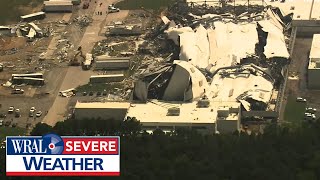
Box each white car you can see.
[15,109,20,117]
[8,106,14,114]
[305,112,316,118]
[108,5,120,13]
[36,111,42,117]
[296,97,307,102]
[0,120,3,126]
[11,89,24,94]
[306,107,317,113]
[29,107,36,117]
[305,112,312,117]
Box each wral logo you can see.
[7,133,65,155]
[43,134,64,155]
[6,134,120,176]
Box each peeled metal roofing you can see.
[258,20,289,59]
[165,26,193,45]
[179,25,210,69]
[207,21,258,69]
[176,60,209,100]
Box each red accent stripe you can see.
[6,172,120,176]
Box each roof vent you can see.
[197,94,210,108]
[167,107,180,116]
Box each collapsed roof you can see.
[165,7,289,69]
[163,60,209,101]
[133,6,289,111]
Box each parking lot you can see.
[0,67,68,129]
[283,37,320,124]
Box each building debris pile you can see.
[55,39,74,62]
[0,22,49,42]
[73,15,93,28]
[92,36,139,56]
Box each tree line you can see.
[1,118,320,180]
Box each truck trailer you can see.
[21,12,46,22]
[94,56,130,70]
[44,1,73,12]
[90,74,125,83]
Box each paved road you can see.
[280,38,313,121]
[43,0,129,126]
[43,67,94,126]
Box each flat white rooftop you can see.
[310,34,320,59]
[75,102,130,109]
[44,1,73,5]
[309,34,320,69]
[266,0,320,21]
[127,100,239,124]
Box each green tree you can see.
[30,123,53,136]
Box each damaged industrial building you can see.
[1,0,300,135]
[123,2,292,134]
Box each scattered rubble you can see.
[55,39,74,62]
[73,15,93,28]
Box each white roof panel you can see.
[310,34,320,59]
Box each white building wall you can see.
[216,119,239,134]
[74,108,128,120]
[141,122,216,135]
[308,68,320,89]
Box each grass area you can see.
[0,127,26,141]
[116,0,174,10]
[283,96,306,124]
[0,0,43,24]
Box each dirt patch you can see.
[0,37,26,51]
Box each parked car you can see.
[89,91,94,96]
[5,121,11,126]
[96,92,101,96]
[11,89,24,94]
[305,112,312,116]
[15,109,20,117]
[102,91,107,96]
[296,97,307,102]
[8,106,14,114]
[83,2,89,9]
[82,92,88,96]
[12,123,17,128]
[36,111,42,117]
[108,5,120,13]
[29,107,36,117]
[306,107,317,113]
[304,112,316,119]
[0,113,6,118]
[0,120,3,126]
